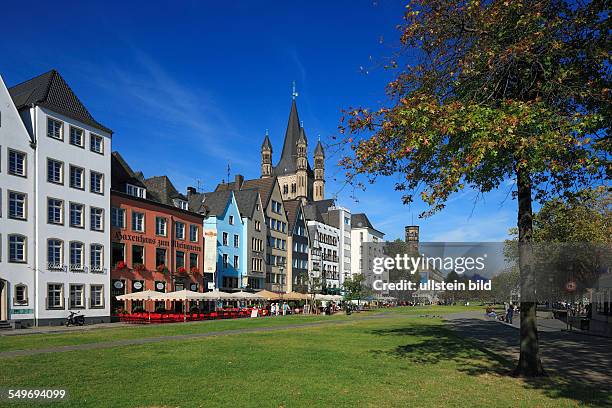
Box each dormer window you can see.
[126,184,146,198]
[174,199,188,210]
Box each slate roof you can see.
[351,213,385,236]
[8,69,112,134]
[283,199,302,234]
[189,190,232,217]
[216,176,279,208]
[261,134,272,150]
[315,140,325,156]
[143,176,187,206]
[303,203,324,223]
[234,189,260,219]
[111,151,147,191]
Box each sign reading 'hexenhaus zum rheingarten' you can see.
[113,231,201,252]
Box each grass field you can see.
[0,305,484,353]
[1,306,606,407]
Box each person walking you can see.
[507,304,514,325]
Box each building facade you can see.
[350,213,385,278]
[323,206,352,286]
[110,153,204,314]
[234,186,266,290]
[284,200,309,293]
[0,75,35,327]
[190,190,244,291]
[216,176,289,292]
[8,70,112,325]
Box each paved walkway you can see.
[445,311,612,392]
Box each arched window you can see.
[14,284,28,305]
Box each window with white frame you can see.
[155,217,167,236]
[90,244,103,271]
[132,211,144,232]
[174,199,188,210]
[70,242,84,270]
[90,134,104,154]
[234,255,239,269]
[90,285,104,308]
[47,283,64,309]
[47,118,63,140]
[229,215,234,225]
[47,198,63,225]
[189,225,198,242]
[47,159,63,184]
[222,253,228,268]
[47,239,63,268]
[69,203,84,228]
[69,165,84,189]
[69,284,85,308]
[126,184,146,198]
[8,149,26,177]
[234,234,239,248]
[69,126,84,147]
[8,191,26,220]
[14,284,28,305]
[90,207,104,231]
[111,207,125,228]
[222,232,228,246]
[90,171,103,194]
[9,235,26,263]
[175,222,185,240]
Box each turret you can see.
[313,139,325,201]
[261,130,272,178]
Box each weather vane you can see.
[292,80,298,100]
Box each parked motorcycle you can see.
[65,311,85,326]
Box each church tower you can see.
[296,126,308,201]
[262,82,322,203]
[313,139,325,201]
[261,130,272,178]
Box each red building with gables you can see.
[110,152,205,314]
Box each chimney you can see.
[234,174,244,190]
[187,186,196,196]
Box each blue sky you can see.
[0,1,518,241]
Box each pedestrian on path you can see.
[506,304,514,324]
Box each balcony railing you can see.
[47,262,67,272]
[90,266,107,274]
[69,264,86,272]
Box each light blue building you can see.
[189,190,245,291]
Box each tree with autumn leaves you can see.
[340,0,609,377]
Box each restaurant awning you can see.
[116,290,166,301]
[164,289,209,301]
[198,290,236,300]
[254,290,282,300]
[226,291,265,300]
[283,292,310,300]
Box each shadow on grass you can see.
[369,323,612,407]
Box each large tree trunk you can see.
[513,168,546,377]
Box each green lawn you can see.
[1,307,607,407]
[0,305,485,353]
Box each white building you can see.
[323,206,352,286]
[0,75,36,327]
[306,219,340,291]
[7,70,112,325]
[351,213,385,276]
